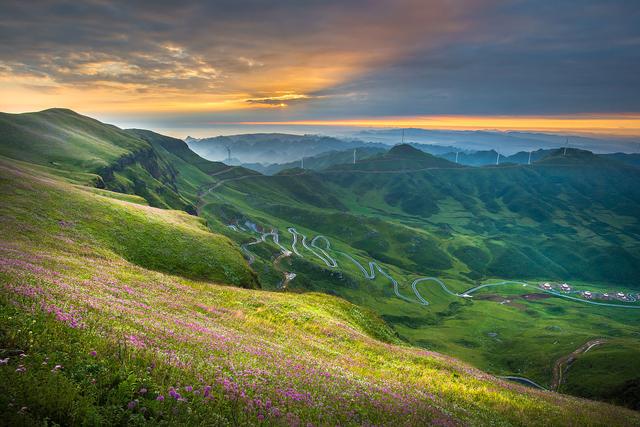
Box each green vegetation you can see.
[1,109,640,423]
[202,145,640,409]
[1,157,638,426]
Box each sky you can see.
[1,0,640,138]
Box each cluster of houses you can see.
[539,282,633,301]
[541,282,571,292]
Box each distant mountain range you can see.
[349,128,640,154]
[186,130,640,172]
[185,133,387,164]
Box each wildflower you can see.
[16,365,26,373]
[0,358,9,365]
[156,395,165,401]
[203,385,212,398]
[127,400,137,410]
[184,385,193,392]
[51,364,62,372]
[139,387,148,395]
[19,353,27,358]
[168,387,181,400]
[89,351,97,357]
[257,414,265,422]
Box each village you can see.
[539,282,639,303]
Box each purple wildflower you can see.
[127,400,137,410]
[168,387,181,400]
[203,385,212,398]
[51,364,62,372]
[184,385,193,392]
[15,365,26,373]
[139,387,148,395]
[89,350,97,357]
[156,395,165,401]
[0,358,9,365]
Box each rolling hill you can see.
[1,109,640,424]
[200,140,640,408]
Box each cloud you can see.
[0,0,638,120]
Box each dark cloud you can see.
[0,0,639,118]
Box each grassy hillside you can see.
[0,108,148,172]
[0,158,258,288]
[200,145,640,408]
[0,110,264,217]
[2,109,639,421]
[1,157,638,425]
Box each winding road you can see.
[236,225,640,309]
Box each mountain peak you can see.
[387,143,426,157]
[41,107,80,116]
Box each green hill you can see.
[1,118,638,426]
[204,142,640,408]
[2,109,640,423]
[326,143,461,172]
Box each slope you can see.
[1,154,638,426]
[201,144,640,407]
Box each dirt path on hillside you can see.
[273,251,295,289]
[551,339,607,391]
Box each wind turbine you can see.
[496,151,500,165]
[563,137,569,156]
[225,145,232,163]
[353,148,357,164]
[301,156,304,169]
[528,150,532,165]
[401,128,405,144]
[455,151,459,164]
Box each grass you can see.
[201,162,640,408]
[2,109,639,422]
[1,161,639,426]
[0,158,257,288]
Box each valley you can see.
[4,2,640,424]
[1,109,639,424]
[195,143,640,408]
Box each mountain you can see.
[204,139,640,408]
[438,148,553,166]
[352,128,640,154]
[0,109,205,212]
[326,143,461,172]
[242,146,387,175]
[0,109,260,288]
[2,109,640,423]
[601,152,640,168]
[186,133,386,164]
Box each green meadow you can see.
[1,109,639,424]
